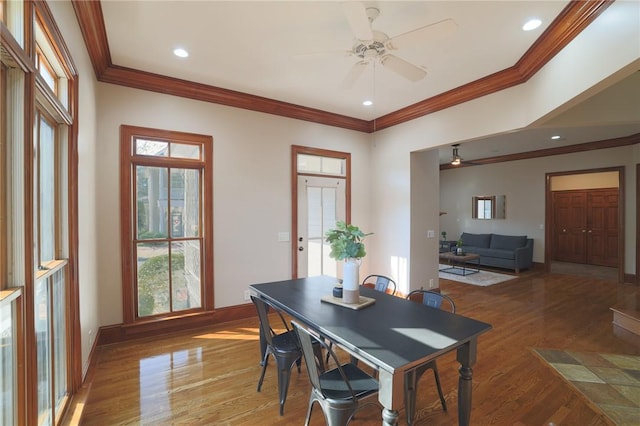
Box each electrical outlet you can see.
[244,290,251,301]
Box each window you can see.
[297,153,346,176]
[472,195,506,219]
[121,126,213,322]
[1,2,78,424]
[35,111,57,267]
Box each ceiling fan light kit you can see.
[451,144,462,165]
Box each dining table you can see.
[249,275,492,426]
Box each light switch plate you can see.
[278,232,290,242]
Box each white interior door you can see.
[297,176,346,278]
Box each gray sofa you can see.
[457,232,534,273]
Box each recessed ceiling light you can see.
[173,48,189,58]
[362,100,373,106]
[522,18,542,31]
[550,135,561,140]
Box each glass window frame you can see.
[120,125,214,324]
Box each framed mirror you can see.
[472,195,506,219]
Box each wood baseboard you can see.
[611,306,640,336]
[96,303,257,345]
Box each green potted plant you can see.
[456,238,463,255]
[325,221,372,303]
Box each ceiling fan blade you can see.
[387,19,457,50]
[341,2,373,41]
[341,61,368,89]
[381,55,426,82]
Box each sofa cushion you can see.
[474,247,515,260]
[460,232,491,248]
[490,234,527,250]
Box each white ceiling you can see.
[99,1,640,164]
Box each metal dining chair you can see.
[252,296,324,415]
[292,321,380,426]
[404,289,456,425]
[361,274,397,296]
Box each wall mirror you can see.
[472,195,506,219]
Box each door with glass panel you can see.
[297,176,346,278]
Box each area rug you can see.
[438,264,516,286]
[533,348,640,425]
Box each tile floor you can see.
[534,349,640,425]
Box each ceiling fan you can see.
[449,144,482,166]
[339,2,457,87]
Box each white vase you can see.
[342,259,360,304]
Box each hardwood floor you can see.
[73,269,640,425]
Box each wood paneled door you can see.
[552,188,618,267]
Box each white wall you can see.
[48,1,100,375]
[409,150,440,295]
[368,1,640,291]
[95,85,371,326]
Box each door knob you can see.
[298,246,304,251]
[582,229,586,233]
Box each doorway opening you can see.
[545,167,624,283]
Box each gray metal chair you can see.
[252,296,314,415]
[292,321,380,426]
[404,289,456,425]
[361,274,397,296]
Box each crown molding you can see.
[439,132,640,170]
[72,0,611,134]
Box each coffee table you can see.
[439,252,481,276]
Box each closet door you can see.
[552,188,619,267]
[587,189,618,267]
[553,191,587,263]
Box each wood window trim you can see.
[119,125,214,325]
[290,145,351,279]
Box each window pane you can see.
[169,169,184,238]
[170,169,200,238]
[0,301,16,426]
[52,269,67,411]
[137,242,169,317]
[321,157,344,175]
[184,170,200,238]
[136,166,168,240]
[297,154,321,173]
[135,139,168,157]
[37,50,56,93]
[39,116,55,263]
[171,241,201,311]
[170,143,201,160]
[35,279,52,426]
[307,187,321,239]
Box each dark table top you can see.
[250,275,492,374]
